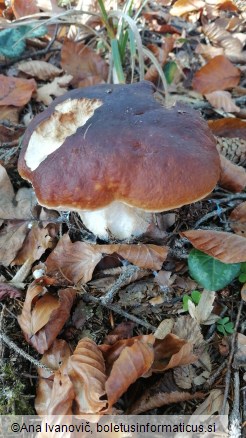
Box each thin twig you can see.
[0,331,52,372]
[229,371,241,438]
[100,264,140,305]
[82,293,157,331]
[204,361,227,390]
[221,300,244,415]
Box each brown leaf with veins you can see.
[192,55,240,94]
[11,0,39,18]
[208,118,246,139]
[18,60,63,81]
[182,229,246,263]
[46,234,103,284]
[66,338,107,414]
[46,234,168,284]
[152,334,197,372]
[0,75,36,106]
[36,339,72,415]
[106,337,155,407]
[12,224,54,266]
[128,371,205,414]
[0,283,22,300]
[229,202,246,237]
[205,90,240,112]
[170,0,205,17]
[100,243,168,270]
[61,38,108,88]
[219,155,246,192]
[18,284,76,353]
[36,74,73,105]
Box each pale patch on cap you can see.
[25,97,103,171]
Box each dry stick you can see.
[221,300,244,415]
[100,264,140,305]
[204,361,227,391]
[0,331,52,372]
[83,293,157,331]
[229,370,241,437]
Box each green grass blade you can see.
[111,38,125,83]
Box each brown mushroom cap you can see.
[18,81,220,212]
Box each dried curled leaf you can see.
[66,338,107,414]
[208,118,246,140]
[182,229,246,263]
[170,0,205,16]
[100,243,168,270]
[152,334,197,372]
[192,55,241,94]
[106,337,155,407]
[35,339,72,415]
[61,38,108,88]
[219,154,246,192]
[46,234,103,284]
[229,202,246,237]
[205,90,240,112]
[0,75,36,106]
[128,372,205,414]
[18,60,63,81]
[18,284,77,353]
[46,234,168,284]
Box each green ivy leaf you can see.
[188,249,241,291]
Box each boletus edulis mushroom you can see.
[18,81,221,240]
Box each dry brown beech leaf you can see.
[192,55,241,94]
[229,202,246,237]
[205,90,240,112]
[152,333,197,372]
[12,224,54,266]
[100,243,168,270]
[128,371,205,414]
[170,0,205,17]
[46,234,168,284]
[45,234,103,284]
[11,0,39,18]
[18,60,63,81]
[0,75,36,106]
[208,118,246,139]
[61,38,108,88]
[66,338,107,415]
[106,337,155,408]
[182,229,246,263]
[35,339,72,415]
[219,154,246,192]
[18,284,77,353]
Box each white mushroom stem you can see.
[79,201,153,240]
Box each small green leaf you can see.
[239,273,246,283]
[191,290,201,304]
[217,325,227,336]
[240,262,246,273]
[218,317,230,325]
[188,249,241,291]
[163,61,177,84]
[182,295,191,311]
[224,322,234,334]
